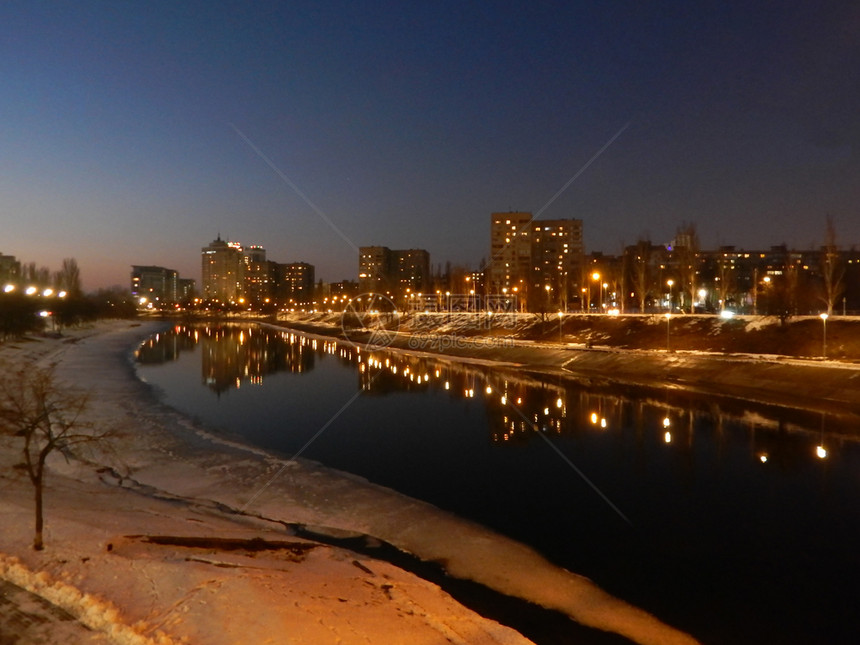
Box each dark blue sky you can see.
[2,1,859,290]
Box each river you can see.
[135,323,860,644]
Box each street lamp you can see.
[592,272,601,312]
[665,312,672,352]
[820,313,828,359]
[558,310,564,342]
[666,279,674,312]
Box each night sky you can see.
[3,1,859,291]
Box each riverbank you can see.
[270,311,860,422]
[0,321,698,645]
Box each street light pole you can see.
[665,312,672,352]
[592,272,601,312]
[820,313,828,359]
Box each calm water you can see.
[136,324,860,645]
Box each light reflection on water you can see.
[136,323,860,645]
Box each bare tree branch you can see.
[0,361,108,550]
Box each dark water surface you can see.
[136,324,860,645]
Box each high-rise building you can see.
[277,262,315,306]
[531,218,584,310]
[201,236,244,303]
[0,253,21,286]
[178,278,196,302]
[489,212,583,310]
[358,246,430,295]
[392,249,430,293]
[488,212,533,302]
[359,246,393,293]
[131,265,179,304]
[243,245,273,305]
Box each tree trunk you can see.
[33,475,44,550]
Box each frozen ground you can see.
[0,320,698,644]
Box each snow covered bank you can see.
[273,312,860,420]
[0,321,699,644]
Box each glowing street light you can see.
[666,279,674,312]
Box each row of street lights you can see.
[3,284,68,298]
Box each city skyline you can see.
[3,2,859,291]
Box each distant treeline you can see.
[0,288,137,340]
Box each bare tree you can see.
[0,362,106,550]
[674,223,700,313]
[631,239,651,313]
[716,254,735,312]
[820,216,845,315]
[22,263,52,287]
[784,257,800,316]
[619,249,628,314]
[54,258,83,297]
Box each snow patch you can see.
[0,554,179,645]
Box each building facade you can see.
[276,262,315,306]
[530,218,584,311]
[392,249,430,293]
[358,246,430,296]
[489,212,583,310]
[201,236,244,303]
[358,246,393,293]
[488,212,533,301]
[131,265,179,305]
[243,245,273,306]
[0,253,21,286]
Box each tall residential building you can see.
[531,218,584,310]
[358,246,430,295]
[392,249,430,293]
[201,236,244,303]
[178,278,196,302]
[0,253,21,285]
[488,211,534,300]
[243,245,272,305]
[131,265,179,304]
[359,246,393,292]
[276,262,315,306]
[489,212,583,310]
